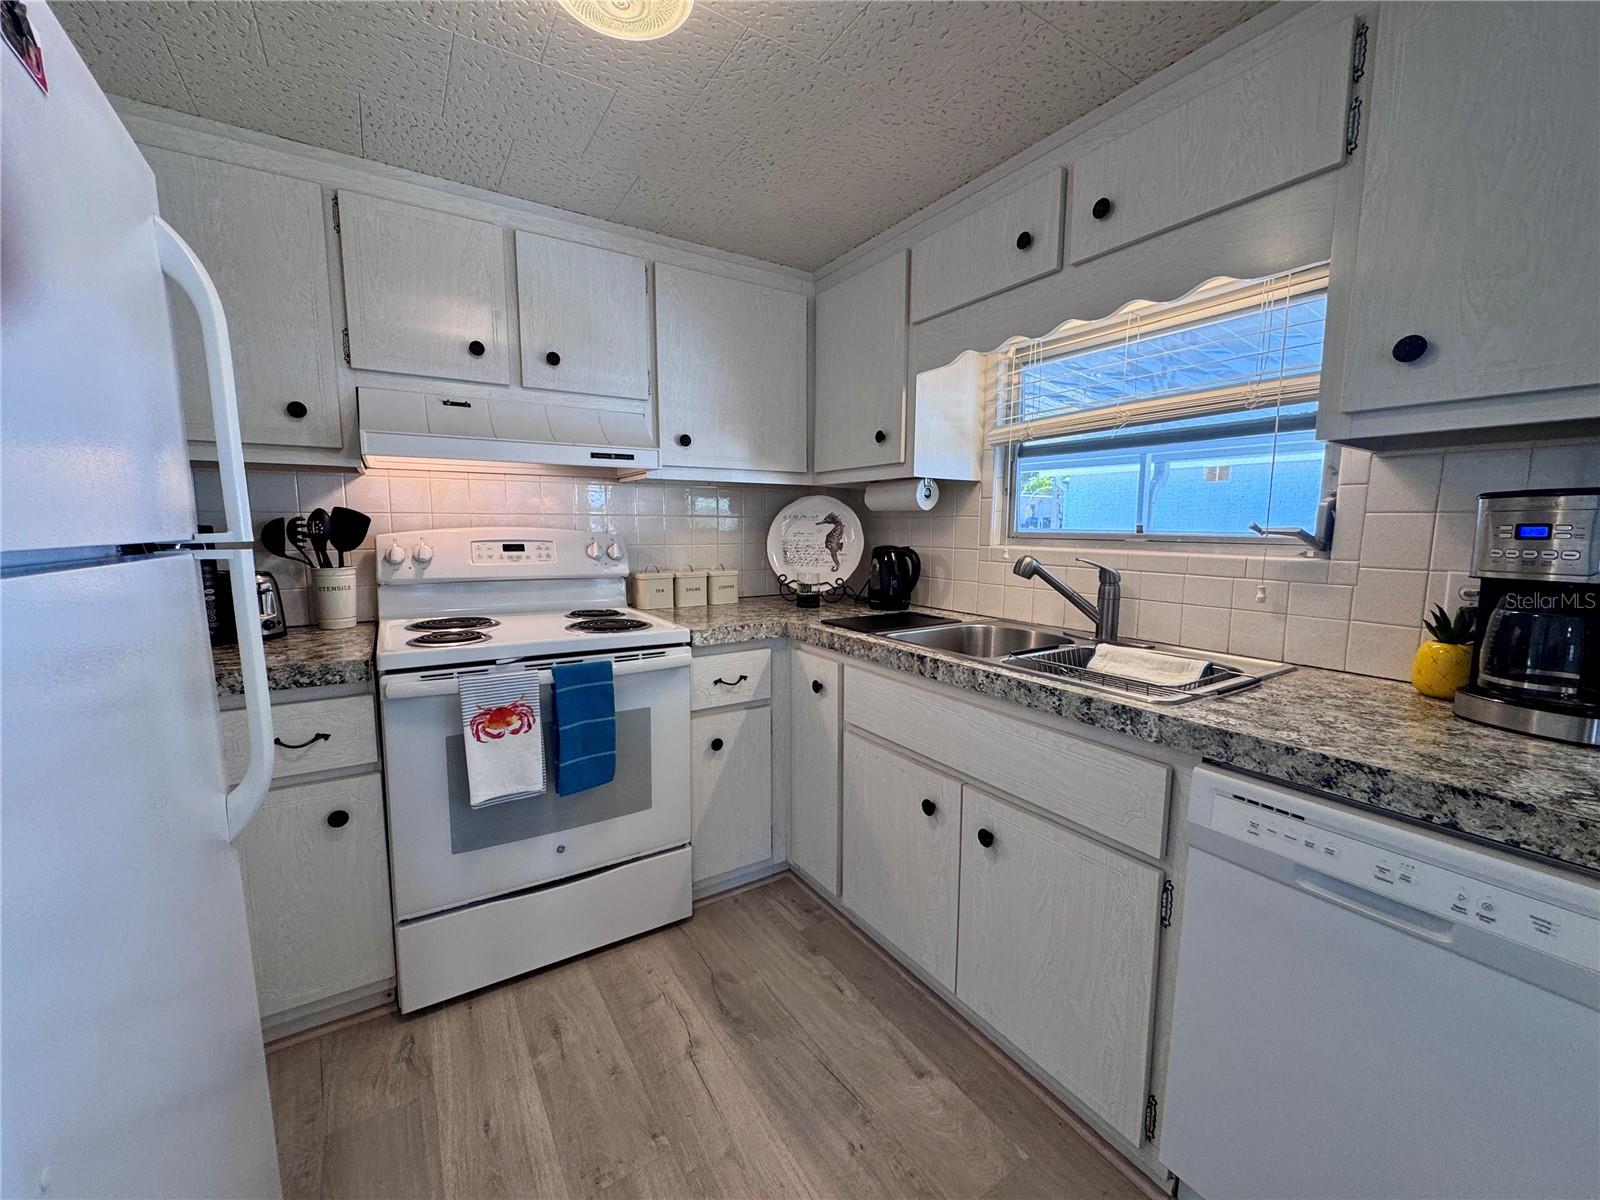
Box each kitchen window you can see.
[993,267,1333,542]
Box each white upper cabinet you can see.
[1320,3,1600,440]
[655,264,807,473]
[1067,18,1353,264]
[910,170,1065,323]
[515,231,650,402]
[814,252,909,474]
[336,191,509,385]
[147,148,341,450]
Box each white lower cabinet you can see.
[690,705,773,884]
[236,771,394,1022]
[789,649,841,894]
[841,732,960,990]
[955,786,1163,1144]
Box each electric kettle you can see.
[866,545,921,610]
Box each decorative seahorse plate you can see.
[766,495,864,587]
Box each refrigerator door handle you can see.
[198,547,275,838]
[153,217,251,546]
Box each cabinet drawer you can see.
[691,706,773,883]
[691,647,772,710]
[842,732,960,989]
[1067,18,1351,264]
[237,772,393,1019]
[843,666,1169,859]
[223,694,377,785]
[910,170,1064,322]
[957,786,1161,1143]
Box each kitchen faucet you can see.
[1012,555,1121,643]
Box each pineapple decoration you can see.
[1412,604,1476,699]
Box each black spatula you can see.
[327,506,372,568]
[261,516,314,569]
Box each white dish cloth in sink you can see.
[1086,643,1210,686]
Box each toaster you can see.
[256,571,287,640]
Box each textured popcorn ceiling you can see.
[56,0,1269,270]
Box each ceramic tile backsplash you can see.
[196,465,857,629]
[861,436,1599,683]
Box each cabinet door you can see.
[515,231,650,401]
[789,649,841,894]
[910,170,1064,323]
[956,787,1161,1144]
[1067,18,1352,264]
[146,148,342,449]
[841,732,959,989]
[237,773,393,1019]
[655,265,807,472]
[691,705,773,883]
[1335,3,1600,415]
[337,191,509,384]
[814,252,908,474]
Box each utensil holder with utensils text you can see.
[310,566,358,630]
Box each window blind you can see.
[987,265,1330,448]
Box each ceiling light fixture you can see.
[558,0,694,41]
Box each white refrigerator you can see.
[2,4,280,1196]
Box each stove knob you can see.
[412,542,433,566]
[585,540,602,561]
[384,543,408,566]
[605,541,624,561]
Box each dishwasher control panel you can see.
[1207,792,1599,971]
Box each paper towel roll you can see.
[863,478,940,512]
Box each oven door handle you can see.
[380,650,689,700]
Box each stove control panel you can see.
[472,539,555,566]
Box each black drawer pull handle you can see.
[977,827,995,848]
[326,809,350,829]
[285,401,308,420]
[811,679,824,694]
[545,350,561,366]
[1091,196,1113,220]
[275,732,331,750]
[712,674,749,687]
[921,797,937,816]
[1015,230,1033,250]
[468,339,486,357]
[1391,334,1429,363]
[710,737,724,752]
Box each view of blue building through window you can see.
[1009,287,1328,538]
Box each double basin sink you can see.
[875,618,1291,704]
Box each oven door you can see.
[380,647,690,921]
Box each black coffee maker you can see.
[866,545,921,610]
[1454,489,1599,746]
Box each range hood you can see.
[358,386,660,473]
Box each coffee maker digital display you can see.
[1454,489,1599,746]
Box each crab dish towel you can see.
[459,670,546,808]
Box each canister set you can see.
[630,565,738,609]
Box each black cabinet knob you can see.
[545,350,561,366]
[977,827,995,848]
[1015,230,1034,250]
[1091,196,1113,220]
[285,401,308,420]
[677,434,692,447]
[468,339,486,357]
[921,797,937,817]
[1391,334,1429,363]
[811,679,824,694]
[326,809,350,829]
[874,429,887,444]
[710,737,724,752]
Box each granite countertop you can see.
[213,623,376,696]
[675,597,1600,874]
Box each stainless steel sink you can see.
[885,621,1078,659]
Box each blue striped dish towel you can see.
[551,659,616,795]
[458,671,546,808]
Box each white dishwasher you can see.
[1162,766,1600,1200]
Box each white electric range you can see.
[375,526,692,1012]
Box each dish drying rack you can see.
[1004,645,1263,704]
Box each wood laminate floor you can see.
[267,874,1149,1200]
